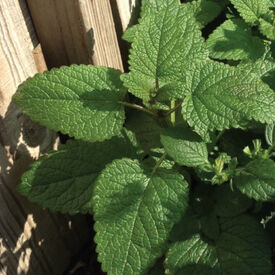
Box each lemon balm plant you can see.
[13,0,275,274]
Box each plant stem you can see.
[155,77,159,90]
[170,101,175,124]
[165,100,183,117]
[120,101,158,117]
[152,152,168,175]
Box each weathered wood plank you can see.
[0,0,38,118]
[115,0,139,31]
[79,0,124,69]
[0,1,89,274]
[0,0,55,159]
[26,0,124,70]
[0,154,89,275]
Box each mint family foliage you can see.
[13,0,275,274]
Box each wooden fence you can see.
[0,1,136,274]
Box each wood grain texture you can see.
[0,0,37,117]
[0,1,89,274]
[110,0,140,69]
[0,0,56,159]
[115,0,139,31]
[79,0,123,69]
[32,44,48,74]
[0,153,89,275]
[27,0,124,70]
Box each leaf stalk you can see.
[165,100,183,117]
[152,152,168,175]
[120,101,158,117]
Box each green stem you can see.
[165,100,183,117]
[152,152,168,175]
[155,77,159,90]
[171,101,175,124]
[120,101,158,117]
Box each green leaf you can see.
[165,234,221,275]
[259,16,275,40]
[238,44,275,79]
[122,2,207,102]
[141,0,179,17]
[214,184,252,217]
[169,208,201,242]
[230,0,270,25]
[219,129,259,164]
[122,24,140,43]
[93,158,189,275]
[206,19,265,60]
[121,73,155,102]
[185,0,223,28]
[17,129,138,214]
[181,61,275,139]
[216,215,272,274]
[234,159,275,202]
[166,215,272,275]
[13,65,126,142]
[145,148,175,170]
[149,258,165,275]
[265,122,275,146]
[266,0,275,6]
[125,110,162,152]
[200,211,220,241]
[156,82,188,101]
[160,124,209,167]
[191,189,220,240]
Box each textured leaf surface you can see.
[265,122,275,146]
[160,124,209,167]
[185,0,223,28]
[122,24,140,43]
[214,185,252,217]
[93,158,189,275]
[206,19,265,60]
[141,0,179,17]
[238,44,275,90]
[17,130,137,214]
[122,1,207,101]
[156,81,189,101]
[165,234,221,275]
[259,17,275,40]
[230,0,270,25]
[169,209,201,242]
[238,44,275,78]
[181,61,275,139]
[126,111,162,152]
[13,65,126,142]
[166,215,271,274]
[216,215,272,274]
[234,159,275,202]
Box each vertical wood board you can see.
[27,0,124,70]
[0,1,89,274]
[0,0,38,117]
